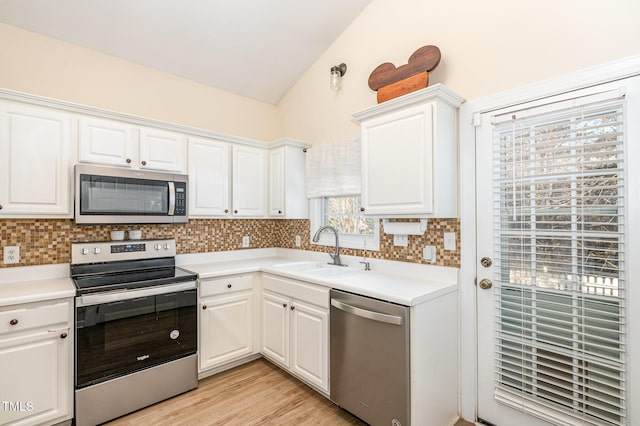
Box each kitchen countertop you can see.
[0,264,76,307]
[179,248,458,306]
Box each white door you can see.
[188,137,231,217]
[290,300,328,392]
[78,116,135,167]
[261,291,289,367]
[200,292,253,371]
[139,127,186,172]
[0,101,72,217]
[476,78,640,425]
[232,145,266,217]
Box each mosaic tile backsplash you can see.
[0,218,460,268]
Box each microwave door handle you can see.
[168,182,176,216]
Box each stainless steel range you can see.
[70,239,198,426]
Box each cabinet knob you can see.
[0,204,3,210]
[234,210,238,214]
[202,305,207,310]
[278,210,282,214]
[9,319,18,326]
[60,332,68,339]
[141,160,147,166]
[282,303,287,308]
[290,306,295,311]
[227,284,232,289]
[224,209,229,214]
[360,207,365,212]
[126,158,132,164]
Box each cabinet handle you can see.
[60,332,68,339]
[227,284,232,289]
[126,158,132,164]
[141,160,147,166]
[282,303,287,308]
[290,306,295,311]
[360,207,365,212]
[9,319,18,326]
[202,305,207,310]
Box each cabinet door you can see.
[232,145,266,217]
[261,291,289,367]
[78,116,135,167]
[0,329,71,425]
[188,137,231,217]
[268,147,285,217]
[200,292,253,372]
[290,300,329,392]
[361,103,434,215]
[0,102,72,217]
[139,127,186,173]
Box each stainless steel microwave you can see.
[75,164,188,225]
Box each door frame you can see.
[458,55,640,423]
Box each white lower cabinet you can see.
[261,274,329,394]
[0,299,73,426]
[199,274,256,373]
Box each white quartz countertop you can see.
[0,264,76,307]
[179,248,458,306]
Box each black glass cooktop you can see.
[71,258,197,295]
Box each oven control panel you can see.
[71,239,177,264]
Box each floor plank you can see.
[105,358,365,426]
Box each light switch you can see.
[444,232,456,251]
[242,236,250,248]
[3,245,20,264]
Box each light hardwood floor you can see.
[105,358,474,425]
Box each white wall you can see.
[0,23,280,142]
[278,0,640,145]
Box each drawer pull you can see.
[290,306,295,311]
[202,305,207,310]
[60,332,68,339]
[9,319,18,326]
[227,284,232,289]
[282,303,287,308]
[141,160,147,166]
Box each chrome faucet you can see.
[312,225,346,267]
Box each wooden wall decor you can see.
[368,45,441,103]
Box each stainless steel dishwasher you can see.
[330,289,410,426]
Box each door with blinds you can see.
[476,76,640,426]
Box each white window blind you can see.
[491,92,626,425]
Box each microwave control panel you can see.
[174,182,187,216]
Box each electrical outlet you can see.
[242,236,250,248]
[423,245,436,262]
[444,232,456,251]
[393,234,408,247]
[3,245,20,264]
[295,235,301,247]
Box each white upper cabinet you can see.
[268,140,308,219]
[354,84,463,217]
[232,145,267,217]
[139,127,186,173]
[188,137,231,217]
[78,116,134,167]
[78,116,187,173]
[0,101,73,217]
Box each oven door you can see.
[74,164,187,224]
[75,282,197,389]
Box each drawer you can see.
[0,300,70,335]
[262,274,329,308]
[199,274,253,298]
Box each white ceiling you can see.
[0,0,371,104]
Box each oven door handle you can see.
[76,281,196,307]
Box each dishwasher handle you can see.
[331,298,404,325]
